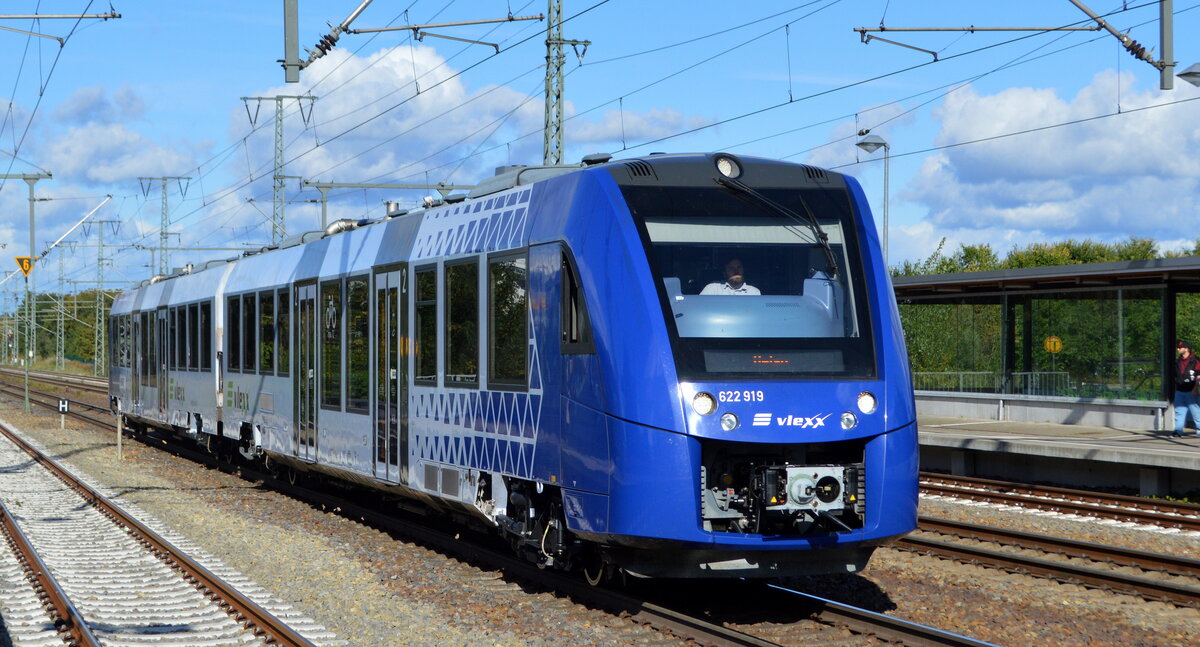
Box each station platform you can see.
[917,414,1200,497]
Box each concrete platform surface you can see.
[918,414,1199,470]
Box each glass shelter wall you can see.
[900,288,1164,402]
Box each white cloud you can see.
[42,123,195,183]
[568,108,712,146]
[53,85,145,125]
[899,71,1200,254]
[218,45,716,233]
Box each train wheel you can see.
[582,553,613,587]
[263,455,281,479]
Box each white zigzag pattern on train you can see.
[413,188,531,259]
[411,309,543,479]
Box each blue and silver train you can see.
[108,152,918,579]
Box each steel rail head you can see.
[899,535,1200,608]
[0,420,317,647]
[919,515,1200,576]
[0,499,101,647]
[766,583,1003,647]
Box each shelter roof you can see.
[892,256,1200,300]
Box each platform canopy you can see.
[892,256,1200,403]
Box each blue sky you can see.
[1,1,1199,295]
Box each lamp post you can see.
[856,134,890,265]
[1179,63,1200,87]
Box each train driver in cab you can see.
[700,257,761,295]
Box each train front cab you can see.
[535,154,918,578]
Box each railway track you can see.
[6,371,1197,642]
[920,472,1200,532]
[904,517,1200,607]
[0,366,108,395]
[0,496,98,646]
[0,376,998,647]
[0,418,335,646]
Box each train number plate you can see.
[717,390,764,403]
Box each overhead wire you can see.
[1,0,93,192]
[786,1,1197,161]
[609,0,1166,155]
[162,0,614,235]
[827,93,1200,172]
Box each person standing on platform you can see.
[1172,341,1200,437]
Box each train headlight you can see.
[857,391,877,414]
[714,154,742,179]
[840,412,858,430]
[720,412,739,431]
[693,392,718,416]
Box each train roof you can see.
[127,152,845,291]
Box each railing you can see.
[912,371,998,393]
[913,371,1068,396]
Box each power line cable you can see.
[609,0,1167,155]
[0,0,93,191]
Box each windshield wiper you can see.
[715,176,840,279]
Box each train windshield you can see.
[622,184,876,379]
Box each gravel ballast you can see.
[1,401,1198,646]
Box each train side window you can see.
[141,312,150,385]
[243,293,257,375]
[488,252,527,389]
[123,315,130,368]
[276,289,289,376]
[227,296,241,372]
[179,305,188,371]
[188,303,199,370]
[169,307,178,371]
[346,276,370,411]
[200,301,212,372]
[148,312,157,382]
[445,260,479,388]
[120,315,128,368]
[561,250,595,354]
[259,290,275,374]
[321,279,343,409]
[415,267,437,386]
[108,316,116,369]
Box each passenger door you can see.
[373,266,408,483]
[131,312,142,408]
[294,282,318,461]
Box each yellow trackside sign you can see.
[14,257,33,277]
[1043,335,1063,354]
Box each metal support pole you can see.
[94,222,109,377]
[283,0,300,83]
[274,100,286,244]
[56,252,64,371]
[241,96,315,244]
[139,177,190,276]
[543,0,563,165]
[1161,0,1175,91]
[542,1,587,165]
[882,144,890,266]
[160,180,169,275]
[318,186,330,229]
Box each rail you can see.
[0,420,317,647]
[0,498,100,646]
[920,472,1200,532]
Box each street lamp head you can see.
[1179,63,1200,88]
[856,134,889,154]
